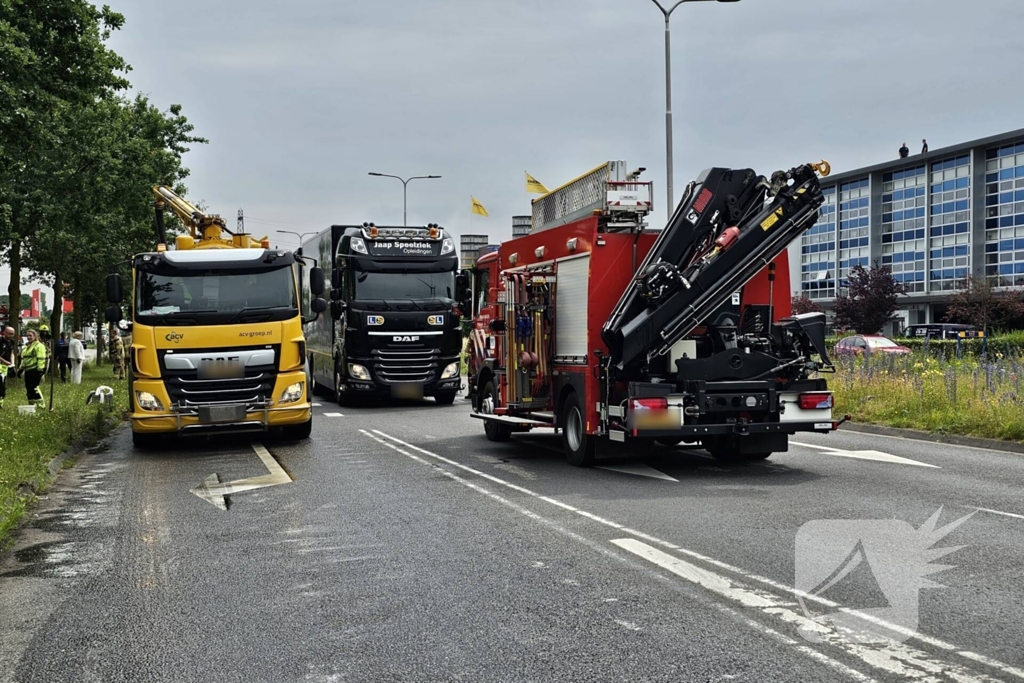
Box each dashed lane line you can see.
[366,428,1024,683]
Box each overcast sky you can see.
[5,0,1024,299]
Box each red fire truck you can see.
[467,160,845,466]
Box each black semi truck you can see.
[301,223,468,405]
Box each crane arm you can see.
[152,185,230,239]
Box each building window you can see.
[927,155,971,291]
[837,178,869,288]
[984,142,1024,286]
[800,185,836,300]
[881,166,926,293]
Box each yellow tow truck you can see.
[105,186,327,448]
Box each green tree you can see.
[0,0,129,334]
[946,273,1024,335]
[833,264,905,334]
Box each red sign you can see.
[30,289,40,318]
[62,298,74,313]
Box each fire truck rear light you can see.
[631,397,668,411]
[798,393,833,410]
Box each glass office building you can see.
[795,128,1024,327]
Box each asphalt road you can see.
[2,392,1023,682]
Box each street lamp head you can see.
[368,172,383,176]
[428,175,441,179]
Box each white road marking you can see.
[791,441,939,468]
[612,538,1002,683]
[360,429,873,682]
[974,507,1024,520]
[596,463,679,482]
[312,403,322,407]
[190,442,293,510]
[367,429,1024,682]
[323,412,344,417]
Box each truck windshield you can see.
[354,271,455,300]
[135,266,297,320]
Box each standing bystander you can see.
[56,332,71,383]
[0,327,15,408]
[19,329,48,408]
[69,331,85,384]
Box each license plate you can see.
[632,408,681,431]
[199,405,247,423]
[814,422,833,430]
[391,383,424,400]
[198,360,244,380]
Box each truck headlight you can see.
[350,237,368,255]
[136,391,163,411]
[440,237,455,255]
[440,362,460,379]
[281,382,304,404]
[348,363,371,381]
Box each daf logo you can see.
[200,356,240,363]
[393,335,420,343]
[367,315,384,326]
[165,331,184,343]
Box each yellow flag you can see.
[471,196,489,217]
[525,172,549,194]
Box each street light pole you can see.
[367,173,442,226]
[275,230,316,251]
[649,0,740,220]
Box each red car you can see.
[834,335,912,357]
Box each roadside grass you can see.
[0,364,127,543]
[831,351,1024,442]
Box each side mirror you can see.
[312,297,327,314]
[106,273,123,303]
[104,305,123,323]
[330,288,343,301]
[462,294,473,316]
[330,301,345,319]
[455,270,470,299]
[310,267,325,296]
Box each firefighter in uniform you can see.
[110,327,126,380]
[19,328,48,407]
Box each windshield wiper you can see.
[228,305,293,323]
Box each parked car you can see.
[834,335,912,357]
[905,323,979,340]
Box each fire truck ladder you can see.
[602,161,830,371]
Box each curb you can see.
[839,421,1024,455]
[45,418,127,479]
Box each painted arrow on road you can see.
[790,441,939,468]
[191,442,293,509]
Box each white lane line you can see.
[596,463,679,482]
[611,539,1001,683]
[791,441,939,469]
[359,429,873,682]
[974,507,1024,520]
[312,403,322,407]
[323,412,344,417]
[368,429,1024,682]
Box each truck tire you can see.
[481,380,511,442]
[282,418,313,440]
[561,391,595,467]
[434,392,457,405]
[334,367,350,407]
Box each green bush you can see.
[0,364,126,543]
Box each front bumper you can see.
[130,372,311,436]
[342,355,461,397]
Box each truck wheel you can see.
[283,418,313,440]
[434,392,457,405]
[561,392,595,467]
[481,381,511,442]
[334,368,350,407]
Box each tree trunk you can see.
[95,307,104,366]
[50,275,63,336]
[7,239,21,336]
[72,276,83,331]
